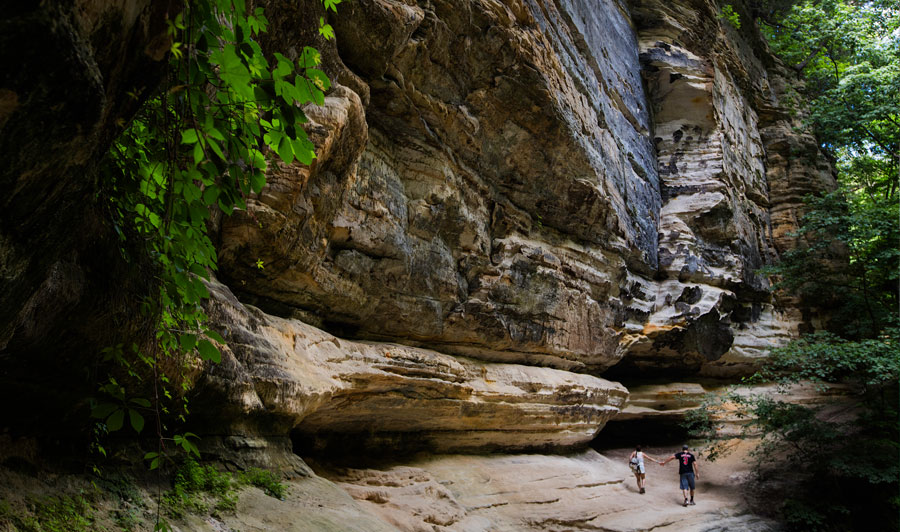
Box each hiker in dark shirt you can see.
[659,444,700,506]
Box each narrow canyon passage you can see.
[3,0,879,529]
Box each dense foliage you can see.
[93,0,336,470]
[725,1,899,530]
[741,334,899,530]
[760,0,898,174]
[769,190,898,339]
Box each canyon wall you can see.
[0,1,170,431]
[0,0,835,527]
[198,0,834,453]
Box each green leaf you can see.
[92,402,118,420]
[107,409,125,432]
[181,128,199,144]
[250,170,266,193]
[129,409,145,433]
[305,68,331,91]
[293,137,316,165]
[190,262,209,278]
[298,47,321,69]
[219,198,234,216]
[293,77,313,104]
[319,19,335,41]
[183,182,202,203]
[276,135,294,164]
[202,185,220,205]
[189,202,209,223]
[248,149,266,170]
[193,142,205,164]
[180,333,198,351]
[207,138,225,161]
[185,440,200,458]
[197,339,221,363]
[206,330,226,344]
[273,52,293,78]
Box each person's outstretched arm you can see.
[659,454,675,465]
[643,452,661,463]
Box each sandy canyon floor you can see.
[0,439,781,532]
[194,439,779,532]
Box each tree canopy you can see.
[715,2,900,529]
[760,0,899,198]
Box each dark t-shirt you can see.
[675,452,696,474]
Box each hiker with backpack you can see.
[628,445,662,494]
[659,444,700,506]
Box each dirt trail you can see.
[595,439,776,531]
[0,439,779,531]
[290,439,781,532]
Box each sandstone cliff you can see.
[196,0,834,454]
[0,0,836,528]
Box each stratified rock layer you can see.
[217,0,835,382]
[194,280,627,454]
[0,0,841,527]
[219,0,662,373]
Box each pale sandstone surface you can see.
[216,0,835,379]
[0,442,780,532]
[312,447,779,532]
[159,445,778,531]
[194,280,627,455]
[218,0,661,373]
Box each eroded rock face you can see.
[216,0,834,382]
[607,0,835,376]
[196,0,836,465]
[218,0,661,373]
[0,1,169,348]
[194,280,627,454]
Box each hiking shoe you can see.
[683,500,689,507]
[640,488,645,494]
[689,500,696,506]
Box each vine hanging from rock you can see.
[93,0,339,466]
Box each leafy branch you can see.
[94,0,338,466]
